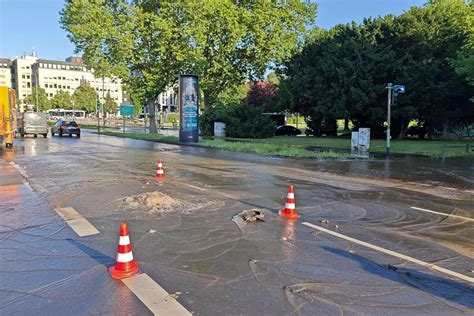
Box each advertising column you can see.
[179,75,199,143]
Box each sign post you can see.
[179,75,199,143]
[120,104,134,134]
[97,103,101,134]
[386,83,405,157]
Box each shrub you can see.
[200,103,275,138]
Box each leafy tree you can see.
[246,81,278,112]
[199,103,275,138]
[72,83,98,113]
[24,87,50,111]
[279,0,473,139]
[50,90,73,110]
[104,91,117,114]
[215,84,249,106]
[60,0,316,133]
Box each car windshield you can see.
[62,121,78,127]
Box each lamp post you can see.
[386,83,393,157]
[386,83,405,158]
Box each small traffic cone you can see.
[279,184,300,219]
[156,159,165,178]
[109,223,142,280]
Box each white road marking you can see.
[179,182,207,191]
[55,207,100,237]
[122,273,191,316]
[302,221,474,284]
[10,162,29,178]
[410,206,474,222]
[23,181,33,192]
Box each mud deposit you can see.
[117,191,217,217]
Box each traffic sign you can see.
[394,85,405,93]
[120,104,134,116]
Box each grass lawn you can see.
[97,132,355,159]
[98,131,473,158]
[80,124,119,130]
[230,136,474,157]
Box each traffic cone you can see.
[279,184,300,219]
[109,223,142,280]
[156,159,165,178]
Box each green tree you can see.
[24,87,50,111]
[215,83,249,106]
[104,91,117,114]
[50,90,73,109]
[60,0,316,133]
[72,83,98,113]
[392,0,473,137]
[279,0,473,139]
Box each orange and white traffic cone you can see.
[156,159,165,178]
[109,223,142,280]
[279,184,300,219]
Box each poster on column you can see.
[179,75,199,143]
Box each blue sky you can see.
[0,0,426,60]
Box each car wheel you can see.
[20,133,24,138]
[77,133,81,138]
[69,134,72,137]
[34,134,37,138]
[59,131,63,137]
[43,133,47,138]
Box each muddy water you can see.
[2,131,473,315]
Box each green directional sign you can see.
[120,104,134,116]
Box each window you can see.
[27,82,30,88]
[54,84,57,88]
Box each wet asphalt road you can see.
[1,129,473,315]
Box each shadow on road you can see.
[322,245,474,308]
[67,239,115,267]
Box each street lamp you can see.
[385,83,405,157]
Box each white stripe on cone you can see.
[117,251,134,263]
[158,163,163,167]
[119,236,131,245]
[157,170,164,174]
[287,193,294,199]
[285,203,295,209]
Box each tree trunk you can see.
[149,100,158,134]
[344,118,349,130]
[397,120,409,139]
[203,89,210,109]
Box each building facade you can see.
[0,58,13,87]
[1,54,124,112]
[1,53,179,115]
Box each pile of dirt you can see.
[120,191,183,214]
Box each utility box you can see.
[358,128,370,150]
[351,132,359,149]
[351,128,371,152]
[214,122,226,137]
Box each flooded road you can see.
[1,130,473,315]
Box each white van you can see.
[18,112,48,138]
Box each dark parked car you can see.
[305,127,315,136]
[51,120,81,137]
[275,125,302,136]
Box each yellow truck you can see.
[0,86,17,147]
